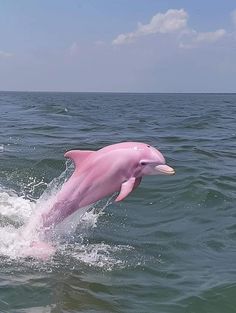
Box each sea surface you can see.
[0,92,236,313]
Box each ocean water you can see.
[0,91,236,313]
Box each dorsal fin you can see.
[64,150,94,167]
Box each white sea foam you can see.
[0,174,129,269]
[69,243,133,270]
[0,188,34,222]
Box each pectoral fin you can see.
[132,177,142,191]
[115,177,136,202]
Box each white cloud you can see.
[112,8,227,49]
[112,9,188,45]
[179,28,227,49]
[0,50,13,58]
[194,29,226,43]
[180,29,226,48]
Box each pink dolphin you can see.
[42,142,175,228]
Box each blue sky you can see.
[0,0,236,92]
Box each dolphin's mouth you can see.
[155,164,175,175]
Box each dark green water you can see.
[0,92,236,313]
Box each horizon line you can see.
[0,90,235,94]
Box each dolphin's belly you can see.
[77,178,121,208]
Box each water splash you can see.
[0,166,132,269]
[0,188,33,224]
[69,243,133,270]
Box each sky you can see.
[0,0,236,92]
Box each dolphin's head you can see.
[138,144,175,176]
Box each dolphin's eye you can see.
[141,161,147,166]
[147,145,150,148]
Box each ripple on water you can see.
[0,92,236,313]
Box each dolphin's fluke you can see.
[64,150,94,167]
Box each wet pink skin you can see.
[42,142,175,228]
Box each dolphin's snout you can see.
[155,164,175,175]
